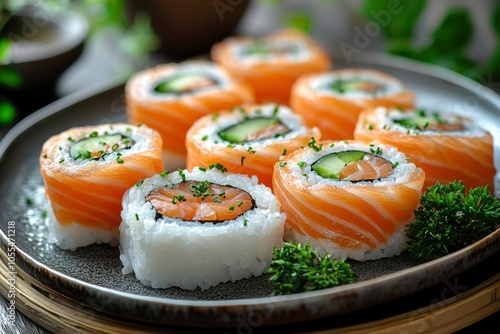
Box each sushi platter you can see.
[1,45,500,332]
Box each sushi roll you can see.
[272,140,425,261]
[125,60,254,170]
[354,107,497,192]
[119,167,286,290]
[290,68,415,140]
[211,29,332,104]
[39,123,164,250]
[185,103,321,188]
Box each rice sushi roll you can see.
[39,123,164,250]
[290,68,415,140]
[354,107,497,192]
[211,29,332,104]
[272,140,425,261]
[185,103,321,188]
[125,60,254,170]
[119,167,286,290]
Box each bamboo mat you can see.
[1,253,498,334]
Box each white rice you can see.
[46,207,119,251]
[119,168,286,290]
[285,223,409,261]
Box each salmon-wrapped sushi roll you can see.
[186,103,321,188]
[120,167,286,290]
[39,123,163,250]
[290,69,415,140]
[354,107,497,192]
[125,60,254,170]
[272,140,425,260]
[211,29,331,104]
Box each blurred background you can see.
[0,0,499,138]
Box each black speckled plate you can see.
[1,53,499,328]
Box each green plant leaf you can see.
[362,0,427,39]
[427,7,473,54]
[0,65,22,88]
[285,12,313,33]
[0,98,17,126]
[492,2,500,37]
[0,38,11,63]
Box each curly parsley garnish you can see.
[406,181,500,261]
[268,241,357,295]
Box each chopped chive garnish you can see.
[126,127,132,132]
[116,157,124,164]
[279,161,287,167]
[272,105,279,115]
[282,148,287,155]
[202,135,208,141]
[214,197,222,203]
[368,124,374,130]
[25,197,33,206]
[160,170,170,177]
[89,131,98,138]
[136,180,144,186]
[229,206,235,211]
[43,154,48,159]
[237,201,243,207]
[198,167,207,172]
[137,123,143,127]
[68,137,75,142]
[243,219,248,227]
[177,169,186,181]
[135,213,139,221]
[42,211,48,219]
[211,113,219,121]
[392,161,400,168]
[59,158,65,163]
[297,161,306,168]
[241,156,246,166]
[307,137,322,152]
[247,147,256,154]
[227,144,236,149]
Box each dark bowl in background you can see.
[127,0,250,58]
[0,6,88,122]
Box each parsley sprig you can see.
[268,241,357,295]
[406,181,500,261]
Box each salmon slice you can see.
[244,123,290,141]
[146,181,254,222]
[125,61,254,168]
[39,124,164,229]
[340,155,393,181]
[272,140,425,254]
[354,107,496,192]
[290,69,415,140]
[186,103,321,188]
[211,29,332,104]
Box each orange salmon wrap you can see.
[39,123,164,250]
[125,60,254,170]
[272,140,425,261]
[290,68,415,140]
[186,103,321,188]
[211,29,332,105]
[354,106,497,192]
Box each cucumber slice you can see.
[312,150,367,179]
[154,73,217,94]
[70,134,133,160]
[329,79,383,94]
[218,117,289,143]
[394,117,435,130]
